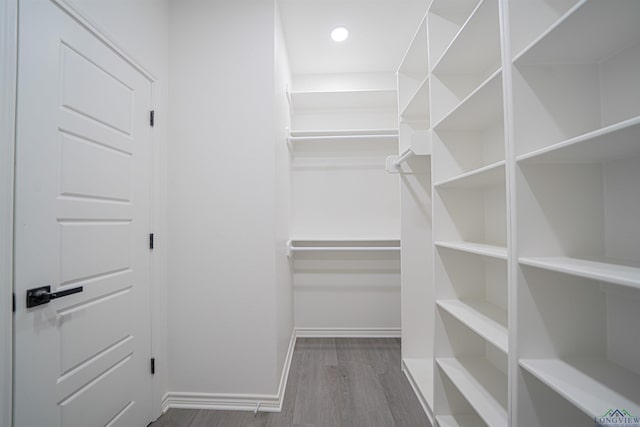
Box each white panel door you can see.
[13,1,153,426]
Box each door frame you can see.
[8,0,167,422]
[1,0,18,425]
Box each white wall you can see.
[61,0,170,417]
[0,0,17,424]
[293,252,401,332]
[274,3,294,382]
[168,0,292,397]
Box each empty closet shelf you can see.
[435,241,507,260]
[288,129,398,143]
[436,299,508,353]
[287,239,400,256]
[519,358,640,420]
[519,256,640,289]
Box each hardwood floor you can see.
[151,338,431,427]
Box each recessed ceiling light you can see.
[331,27,349,42]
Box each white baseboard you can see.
[161,328,402,414]
[162,329,297,414]
[161,391,281,413]
[295,327,401,338]
[401,360,434,426]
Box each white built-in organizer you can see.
[395,0,640,425]
[286,85,403,331]
[287,87,401,253]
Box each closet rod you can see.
[394,148,415,167]
[289,246,400,252]
[288,134,398,142]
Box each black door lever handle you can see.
[26,285,83,308]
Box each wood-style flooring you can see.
[151,338,431,427]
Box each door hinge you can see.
[150,110,155,127]
[13,293,15,313]
[151,358,156,375]
[149,233,154,250]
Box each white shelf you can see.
[289,237,400,243]
[516,116,640,164]
[437,299,508,354]
[437,358,508,427]
[514,0,640,65]
[519,358,640,420]
[288,239,400,256]
[435,241,507,260]
[403,358,434,418]
[518,257,640,290]
[433,69,502,131]
[288,128,399,143]
[289,129,398,137]
[400,76,429,123]
[436,414,486,427]
[432,0,500,76]
[434,161,504,189]
[289,89,397,111]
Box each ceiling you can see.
[278,0,429,75]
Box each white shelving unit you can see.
[394,8,435,425]
[395,1,640,425]
[415,0,509,425]
[511,1,640,425]
[397,14,432,159]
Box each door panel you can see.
[60,132,132,202]
[13,1,153,426]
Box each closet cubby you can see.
[516,266,640,426]
[511,0,640,156]
[430,0,502,125]
[428,0,481,72]
[434,177,507,259]
[400,78,429,125]
[508,0,580,59]
[435,365,491,427]
[398,16,428,115]
[435,306,508,427]
[435,248,508,354]
[432,72,504,184]
[516,156,640,286]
